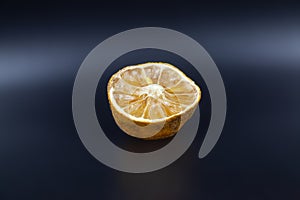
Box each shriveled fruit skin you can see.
[106,62,201,140]
[107,95,198,140]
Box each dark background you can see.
[1,0,300,199]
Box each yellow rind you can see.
[107,62,201,140]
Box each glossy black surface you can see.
[1,1,300,199]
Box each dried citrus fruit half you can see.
[107,62,201,140]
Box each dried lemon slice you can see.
[107,62,201,140]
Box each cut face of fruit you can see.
[107,62,201,139]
